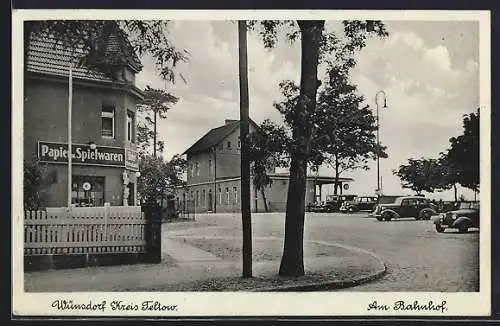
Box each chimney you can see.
[225,119,239,125]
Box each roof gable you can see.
[26,30,142,83]
[183,119,259,155]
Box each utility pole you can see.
[238,20,252,278]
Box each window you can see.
[233,186,238,204]
[226,187,230,204]
[191,163,196,177]
[218,143,223,150]
[127,111,134,142]
[101,104,115,138]
[237,136,241,148]
[218,188,222,204]
[227,141,231,149]
[208,160,212,176]
[196,162,200,176]
[202,189,206,206]
[196,191,199,206]
[71,176,105,207]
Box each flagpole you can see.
[67,63,73,211]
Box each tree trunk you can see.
[279,20,324,277]
[238,20,252,278]
[333,154,340,195]
[153,110,157,158]
[261,187,269,212]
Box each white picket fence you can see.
[24,205,147,256]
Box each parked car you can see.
[325,194,358,212]
[370,196,437,221]
[432,201,480,233]
[340,196,378,213]
[306,202,330,213]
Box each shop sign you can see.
[125,148,139,171]
[38,141,126,167]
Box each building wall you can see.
[186,123,258,185]
[24,76,140,207]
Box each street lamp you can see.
[375,90,388,195]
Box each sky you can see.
[135,20,480,201]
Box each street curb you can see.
[251,263,387,292]
[249,243,387,292]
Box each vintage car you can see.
[306,202,330,213]
[432,201,480,233]
[325,194,358,212]
[370,196,437,221]
[340,196,378,213]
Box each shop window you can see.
[218,188,222,204]
[233,186,238,204]
[127,111,135,142]
[71,176,105,207]
[226,187,230,204]
[101,104,115,138]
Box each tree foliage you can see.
[248,120,290,212]
[445,109,480,192]
[137,154,187,205]
[393,158,450,194]
[24,158,55,210]
[393,109,480,199]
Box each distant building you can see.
[177,119,354,213]
[24,30,142,207]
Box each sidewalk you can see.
[24,235,386,292]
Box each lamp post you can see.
[374,90,388,195]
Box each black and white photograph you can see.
[12,9,491,317]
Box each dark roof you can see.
[183,119,259,155]
[26,30,142,83]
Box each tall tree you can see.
[274,77,387,196]
[445,109,480,192]
[248,120,290,212]
[247,20,387,276]
[137,86,179,158]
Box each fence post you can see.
[142,204,162,263]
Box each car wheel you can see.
[376,216,383,221]
[348,207,354,213]
[458,226,469,233]
[435,224,445,233]
[382,212,392,221]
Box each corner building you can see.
[24,31,143,207]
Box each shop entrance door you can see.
[208,190,213,212]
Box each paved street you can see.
[165,212,479,292]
